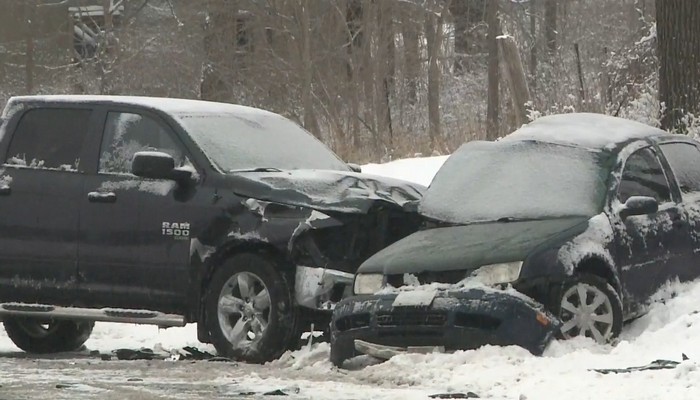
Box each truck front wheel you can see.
[3,318,94,353]
[203,253,296,363]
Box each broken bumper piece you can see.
[354,339,445,360]
[330,288,560,366]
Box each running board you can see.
[0,303,186,327]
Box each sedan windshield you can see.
[420,140,611,224]
[176,112,349,172]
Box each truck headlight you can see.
[353,273,384,295]
[468,261,523,286]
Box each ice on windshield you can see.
[420,140,610,224]
[176,112,348,172]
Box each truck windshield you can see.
[176,112,349,172]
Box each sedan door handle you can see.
[88,191,117,203]
[0,185,10,196]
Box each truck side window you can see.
[5,108,91,171]
[99,112,185,174]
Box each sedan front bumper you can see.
[330,288,560,366]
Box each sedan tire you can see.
[553,274,623,343]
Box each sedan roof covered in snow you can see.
[502,113,667,149]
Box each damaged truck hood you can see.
[224,169,425,214]
[359,216,589,275]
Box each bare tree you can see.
[486,0,500,139]
[657,0,700,132]
[544,0,557,55]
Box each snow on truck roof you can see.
[6,95,276,117]
[502,113,667,149]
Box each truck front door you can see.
[0,107,94,304]
[78,110,200,312]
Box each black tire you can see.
[551,274,623,343]
[202,252,296,363]
[3,318,94,353]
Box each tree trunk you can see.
[401,8,420,105]
[486,0,500,140]
[529,0,537,93]
[298,0,320,138]
[450,0,485,74]
[498,35,530,127]
[657,0,700,133]
[377,0,394,149]
[425,8,443,151]
[544,0,557,55]
[24,2,36,94]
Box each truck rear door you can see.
[0,107,95,304]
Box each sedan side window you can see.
[660,143,700,194]
[618,148,671,204]
[99,112,186,174]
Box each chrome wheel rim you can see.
[559,283,614,343]
[217,272,271,350]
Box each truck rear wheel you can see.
[3,318,94,353]
[203,253,296,363]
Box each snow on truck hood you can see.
[225,169,425,214]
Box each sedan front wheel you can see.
[554,274,623,343]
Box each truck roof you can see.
[4,95,275,118]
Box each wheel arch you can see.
[574,256,621,295]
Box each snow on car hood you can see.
[224,169,425,214]
[359,216,589,275]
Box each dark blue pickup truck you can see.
[0,95,423,363]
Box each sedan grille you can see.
[376,311,447,327]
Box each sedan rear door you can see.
[658,142,700,282]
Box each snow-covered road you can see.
[1,156,699,399]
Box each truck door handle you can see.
[88,191,116,203]
[0,185,10,196]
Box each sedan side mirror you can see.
[347,163,362,173]
[132,151,192,183]
[620,196,658,219]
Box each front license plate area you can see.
[392,290,437,307]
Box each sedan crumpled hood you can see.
[224,169,425,214]
[358,216,589,275]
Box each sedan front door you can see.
[612,146,692,312]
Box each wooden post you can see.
[498,35,531,127]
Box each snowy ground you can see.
[1,156,700,399]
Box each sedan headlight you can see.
[468,261,523,286]
[353,273,384,295]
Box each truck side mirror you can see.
[132,151,177,180]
